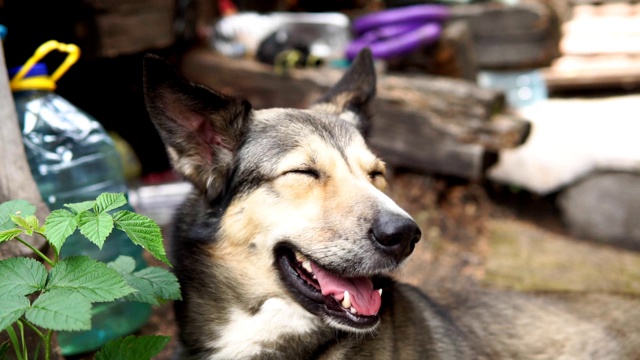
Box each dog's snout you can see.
[371,212,421,262]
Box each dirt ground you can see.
[67,170,640,359]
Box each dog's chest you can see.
[207,297,320,359]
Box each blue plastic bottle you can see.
[9,41,151,356]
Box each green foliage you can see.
[95,335,170,360]
[0,200,34,231]
[0,193,180,359]
[113,211,169,266]
[0,296,30,332]
[0,258,47,296]
[25,292,91,332]
[108,256,181,305]
[46,256,135,303]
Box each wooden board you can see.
[75,0,176,58]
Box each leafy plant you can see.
[0,193,181,360]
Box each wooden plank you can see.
[386,21,479,81]
[543,66,640,91]
[450,1,563,69]
[76,0,176,58]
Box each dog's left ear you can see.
[142,54,252,199]
[311,48,376,136]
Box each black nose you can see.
[371,211,421,262]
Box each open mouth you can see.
[275,246,383,330]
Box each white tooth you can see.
[378,289,383,296]
[295,252,306,261]
[302,260,312,273]
[341,291,351,309]
[350,306,357,314]
[312,274,317,279]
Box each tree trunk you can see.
[0,38,61,360]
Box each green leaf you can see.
[106,255,136,274]
[113,211,169,266]
[0,200,35,231]
[64,201,95,214]
[46,256,134,303]
[77,211,114,249]
[95,193,127,214]
[107,257,156,305]
[95,335,170,360]
[132,267,181,301]
[108,256,180,305]
[44,209,78,250]
[0,257,47,296]
[25,291,91,331]
[10,215,40,236]
[0,229,24,243]
[0,296,29,332]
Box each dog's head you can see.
[143,49,421,333]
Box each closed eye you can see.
[285,168,320,179]
[368,170,384,180]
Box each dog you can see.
[142,49,640,359]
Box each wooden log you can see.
[449,1,563,70]
[179,48,530,179]
[386,21,479,81]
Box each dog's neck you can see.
[172,199,338,358]
[206,297,328,359]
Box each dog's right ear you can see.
[143,54,252,199]
[311,48,376,136]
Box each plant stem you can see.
[17,321,27,360]
[44,330,53,360]
[20,318,44,339]
[15,236,54,267]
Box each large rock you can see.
[558,172,640,245]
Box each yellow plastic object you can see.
[10,40,80,91]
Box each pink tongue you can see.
[310,262,381,316]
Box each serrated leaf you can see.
[64,201,95,214]
[25,291,91,331]
[47,256,134,303]
[113,211,169,266]
[0,257,47,296]
[95,193,127,214]
[0,296,29,332]
[132,267,181,301]
[107,256,157,305]
[106,255,136,274]
[0,228,24,243]
[77,211,114,249]
[10,215,39,236]
[44,209,78,250]
[108,256,180,305]
[121,272,159,305]
[95,335,170,360]
[0,200,35,231]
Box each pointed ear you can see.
[143,53,252,199]
[311,48,377,135]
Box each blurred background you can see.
[1,0,640,358]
